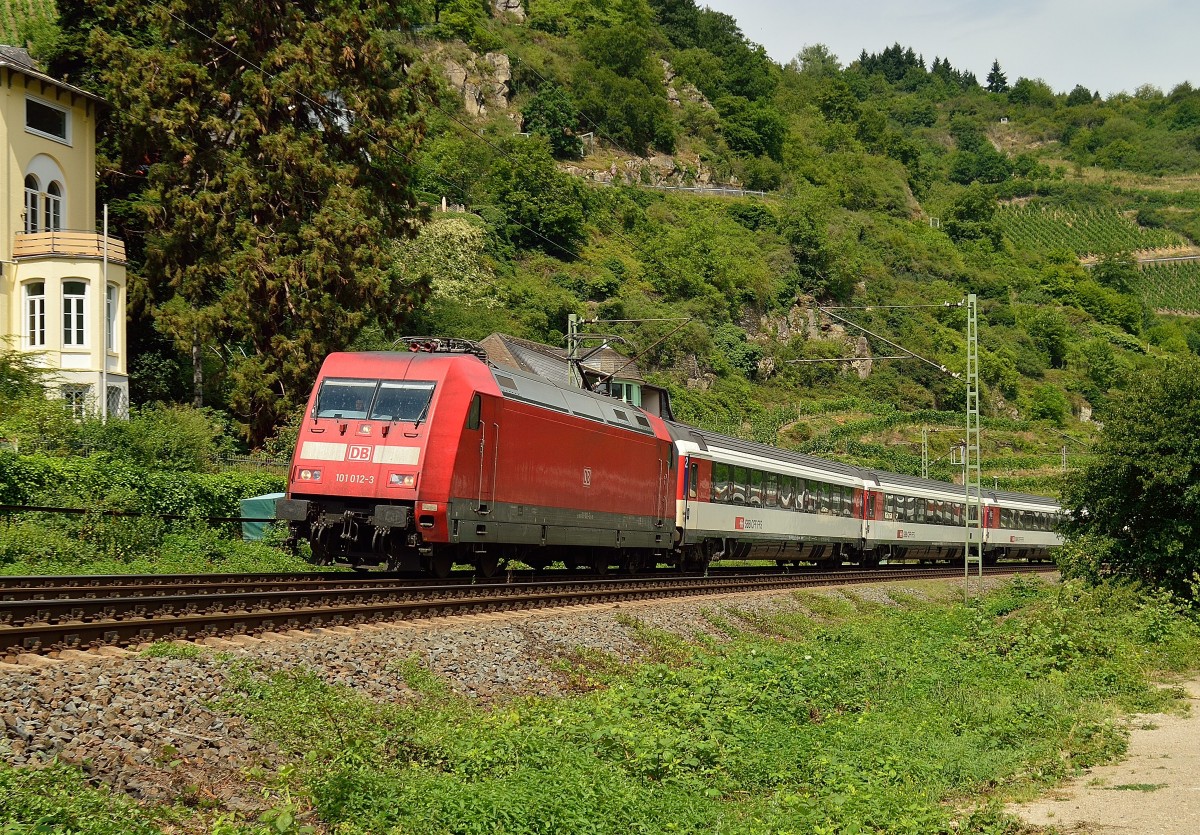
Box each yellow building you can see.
[0,45,128,417]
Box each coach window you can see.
[763,472,778,508]
[466,394,481,430]
[844,486,855,517]
[748,470,764,506]
[731,467,748,505]
[778,476,794,510]
[688,462,698,500]
[712,462,730,502]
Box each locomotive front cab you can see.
[278,349,485,572]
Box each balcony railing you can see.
[13,230,127,264]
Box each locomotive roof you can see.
[490,365,657,436]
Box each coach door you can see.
[475,396,499,514]
[681,456,698,536]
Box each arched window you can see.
[45,181,63,231]
[24,174,40,233]
[24,282,46,348]
[63,280,87,347]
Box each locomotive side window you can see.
[314,379,377,419]
[370,381,436,423]
[466,394,481,430]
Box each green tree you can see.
[1092,251,1138,293]
[522,83,583,159]
[0,341,52,401]
[482,136,586,254]
[76,0,438,443]
[1027,308,1071,368]
[985,59,1008,93]
[942,184,1002,247]
[1066,84,1095,106]
[1027,383,1068,426]
[1063,358,1200,596]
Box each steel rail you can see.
[0,565,1057,659]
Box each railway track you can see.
[0,564,1058,660]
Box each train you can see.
[276,339,1062,577]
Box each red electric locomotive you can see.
[277,340,676,576]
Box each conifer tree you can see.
[986,59,1008,93]
[52,0,440,442]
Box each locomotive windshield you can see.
[370,381,436,422]
[314,379,435,423]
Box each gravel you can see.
[0,575,1020,811]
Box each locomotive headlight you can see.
[388,472,417,488]
[299,469,323,482]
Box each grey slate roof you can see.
[480,333,645,385]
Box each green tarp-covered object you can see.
[240,492,284,540]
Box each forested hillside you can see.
[11,0,1200,493]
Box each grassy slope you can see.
[2,578,1178,833]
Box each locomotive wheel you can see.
[476,553,501,578]
[430,553,453,579]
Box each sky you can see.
[698,0,1198,97]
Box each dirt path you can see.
[1009,677,1200,834]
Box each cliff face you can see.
[438,48,513,117]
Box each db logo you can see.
[348,445,373,462]
[582,467,592,487]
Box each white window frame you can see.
[61,384,90,418]
[106,385,126,418]
[63,280,88,347]
[24,174,40,234]
[45,181,63,231]
[106,284,119,352]
[24,281,46,348]
[25,95,71,145]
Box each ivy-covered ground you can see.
[5,577,1194,834]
